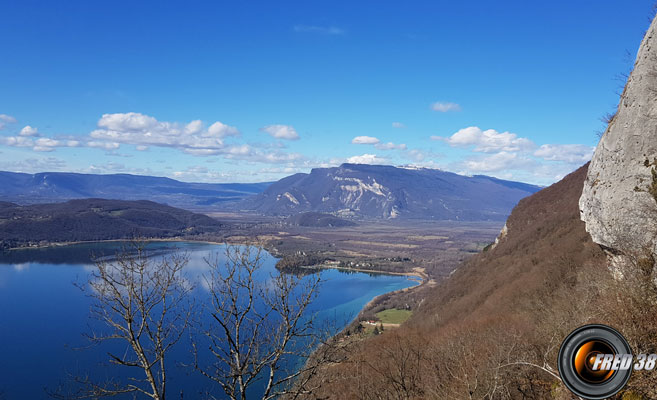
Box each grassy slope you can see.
[375,309,412,325]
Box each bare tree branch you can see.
[193,245,336,400]
[52,241,193,400]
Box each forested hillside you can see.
[0,199,224,249]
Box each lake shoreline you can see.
[6,237,427,323]
[6,237,426,280]
[6,237,427,330]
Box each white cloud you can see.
[351,135,380,145]
[1,134,78,152]
[184,120,203,135]
[434,126,535,153]
[98,112,158,131]
[1,136,34,148]
[260,124,299,140]
[19,125,39,137]
[534,144,594,163]
[0,112,304,166]
[346,153,388,165]
[375,142,407,150]
[207,121,240,138]
[352,135,405,151]
[430,125,596,185]
[293,25,345,35]
[0,114,17,130]
[227,147,304,164]
[222,144,252,157]
[463,151,535,173]
[392,122,405,129]
[87,141,120,150]
[431,102,461,112]
[33,138,61,152]
[90,112,241,152]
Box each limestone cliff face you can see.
[580,16,657,257]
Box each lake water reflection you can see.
[0,241,416,399]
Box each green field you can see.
[375,309,412,325]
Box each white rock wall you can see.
[580,16,657,257]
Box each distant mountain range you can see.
[236,164,542,221]
[0,198,224,248]
[0,171,270,208]
[0,165,542,221]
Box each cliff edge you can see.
[580,16,657,260]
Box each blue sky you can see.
[0,0,654,184]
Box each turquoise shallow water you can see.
[0,241,416,399]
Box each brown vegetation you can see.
[303,163,657,399]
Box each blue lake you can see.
[0,241,416,399]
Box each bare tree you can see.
[193,245,333,400]
[59,242,193,399]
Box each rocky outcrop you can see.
[580,16,657,259]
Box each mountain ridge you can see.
[238,163,542,221]
[0,171,271,208]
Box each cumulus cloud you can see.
[98,112,157,131]
[293,25,345,35]
[184,120,203,135]
[0,114,17,130]
[434,126,535,153]
[375,142,407,150]
[260,124,299,140]
[86,113,305,164]
[207,121,240,138]
[0,134,78,152]
[431,102,461,112]
[346,153,388,165]
[0,112,305,166]
[431,125,597,185]
[87,141,120,150]
[392,122,405,128]
[33,138,61,152]
[351,135,380,144]
[463,152,535,173]
[19,125,39,137]
[90,112,242,153]
[534,144,594,163]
